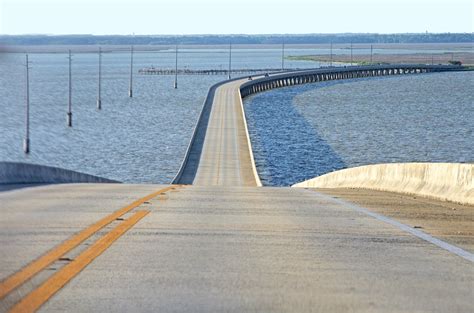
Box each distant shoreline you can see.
[1,42,473,54]
[287,51,474,66]
[1,33,472,46]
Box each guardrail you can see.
[0,162,119,184]
[293,162,474,205]
[240,64,465,97]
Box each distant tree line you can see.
[1,33,472,45]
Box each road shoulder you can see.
[315,188,474,252]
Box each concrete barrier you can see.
[0,162,119,184]
[292,163,474,205]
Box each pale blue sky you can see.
[1,0,472,35]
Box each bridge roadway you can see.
[190,78,260,186]
[171,76,262,186]
[1,65,472,312]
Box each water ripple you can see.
[244,72,474,186]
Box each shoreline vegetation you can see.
[286,53,474,66]
[1,33,473,46]
[1,43,473,55]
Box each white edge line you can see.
[237,87,263,187]
[309,189,474,263]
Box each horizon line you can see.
[1,32,473,37]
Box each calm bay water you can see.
[244,71,474,186]
[1,46,472,184]
[0,48,318,183]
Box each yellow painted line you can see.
[0,185,177,299]
[9,210,150,313]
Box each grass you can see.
[286,54,474,67]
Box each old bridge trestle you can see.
[240,65,462,97]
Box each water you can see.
[244,71,474,186]
[1,46,471,183]
[0,48,318,183]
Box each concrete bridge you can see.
[1,65,473,313]
[240,64,463,97]
[173,64,463,186]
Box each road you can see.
[0,184,472,312]
[176,78,260,186]
[1,72,472,312]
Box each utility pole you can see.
[330,42,333,67]
[67,50,72,127]
[174,44,178,89]
[350,42,353,66]
[370,44,373,63]
[281,39,285,70]
[97,47,102,109]
[228,42,232,80]
[129,45,134,97]
[24,54,31,154]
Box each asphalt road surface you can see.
[1,184,472,312]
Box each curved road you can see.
[176,64,464,187]
[1,67,472,312]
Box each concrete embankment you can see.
[293,163,473,205]
[0,162,119,184]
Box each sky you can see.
[0,0,473,35]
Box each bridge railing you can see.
[240,64,464,98]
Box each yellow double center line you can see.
[10,210,149,313]
[0,185,180,312]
